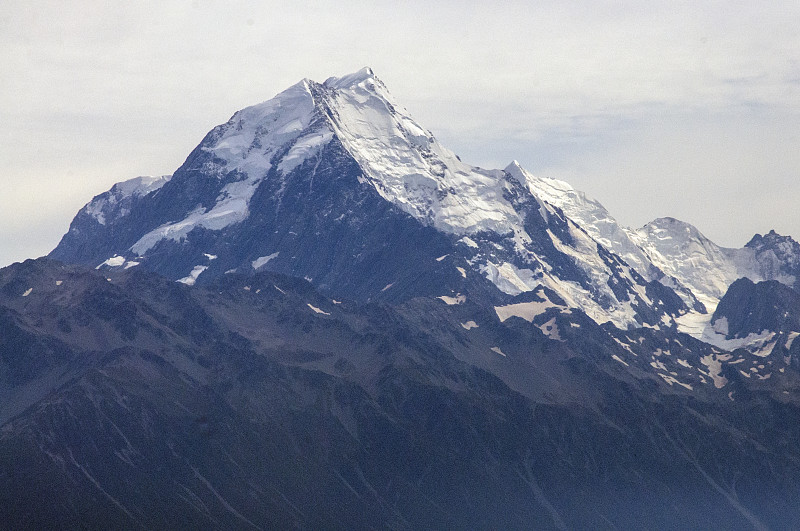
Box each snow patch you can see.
[307,303,330,315]
[460,237,479,248]
[538,317,562,341]
[438,294,465,305]
[482,262,538,296]
[22,288,32,297]
[786,332,800,350]
[700,354,728,388]
[96,255,126,269]
[495,299,557,323]
[252,252,279,270]
[490,347,507,357]
[177,265,208,286]
[460,321,479,330]
[658,373,693,390]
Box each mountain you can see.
[51,68,800,339]
[3,258,800,529]
[13,67,800,527]
[51,67,701,331]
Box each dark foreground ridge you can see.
[2,258,800,529]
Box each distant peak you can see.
[323,67,377,89]
[745,229,797,249]
[504,160,524,172]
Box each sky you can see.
[2,1,799,267]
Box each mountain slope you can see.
[4,259,800,529]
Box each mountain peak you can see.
[323,66,376,89]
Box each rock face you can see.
[3,258,800,529]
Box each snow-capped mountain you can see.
[51,67,800,338]
[13,68,800,528]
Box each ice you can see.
[252,252,279,270]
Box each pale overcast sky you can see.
[2,1,799,267]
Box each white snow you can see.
[786,332,800,350]
[436,254,448,262]
[481,262,538,296]
[177,265,208,286]
[123,261,140,269]
[278,130,334,175]
[203,253,218,260]
[55,280,63,286]
[129,79,323,255]
[658,373,693,391]
[495,299,558,323]
[460,237,479,248]
[456,266,467,278]
[438,294,465,305]
[490,346,507,357]
[612,355,629,366]
[96,255,126,269]
[307,303,330,315]
[461,321,479,330]
[85,175,171,225]
[252,252,279,270]
[538,317,562,341]
[323,68,528,239]
[22,288,32,297]
[381,283,394,292]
